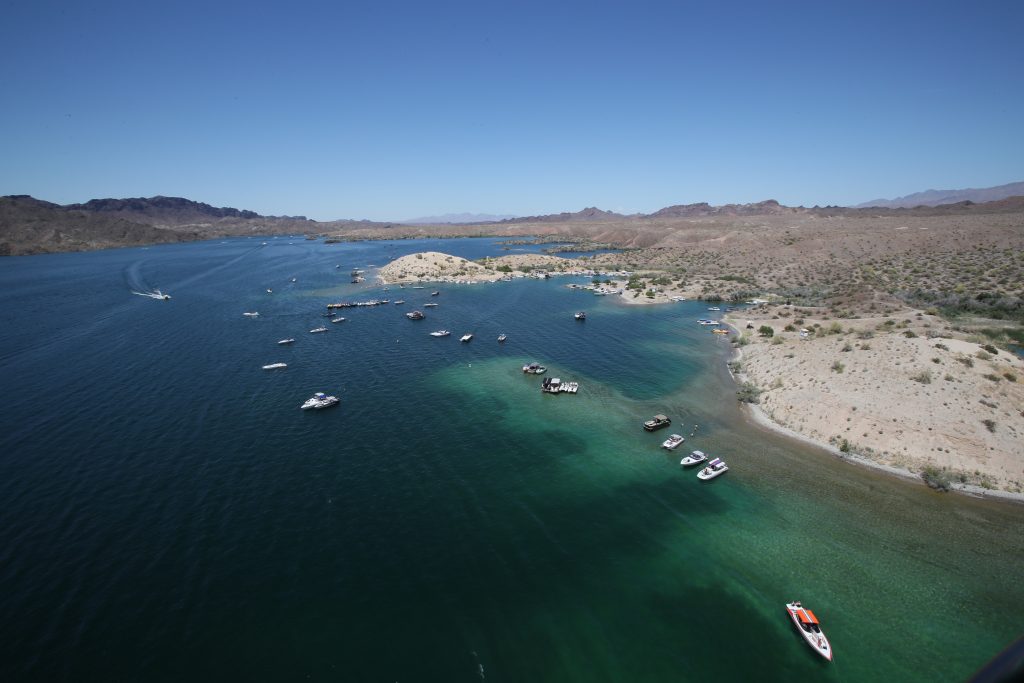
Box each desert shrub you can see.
[956,356,974,367]
[842,343,853,352]
[903,330,918,338]
[911,370,932,384]
[983,374,1002,383]
[857,330,874,339]
[839,439,850,453]
[758,325,774,338]
[496,264,512,273]
[784,324,796,332]
[771,336,783,345]
[976,351,992,361]
[736,382,762,403]
[828,322,843,334]
[735,335,750,347]
[982,344,999,355]
[982,419,997,433]
[1004,372,1017,382]
[934,342,949,351]
[922,466,952,492]
[931,357,941,364]
[831,361,845,373]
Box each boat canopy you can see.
[796,609,819,625]
[691,450,705,457]
[653,414,668,421]
[708,458,722,466]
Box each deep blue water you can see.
[1,237,1022,682]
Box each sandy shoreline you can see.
[722,313,1024,502]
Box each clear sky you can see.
[2,0,1022,221]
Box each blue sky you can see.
[2,0,1022,221]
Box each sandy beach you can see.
[724,306,1024,499]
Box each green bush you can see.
[921,466,952,492]
[736,382,762,403]
[758,325,774,338]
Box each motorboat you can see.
[430,330,451,337]
[661,434,685,450]
[309,327,328,333]
[277,338,295,345]
[522,362,547,374]
[330,317,346,323]
[541,377,562,393]
[262,363,287,370]
[431,291,440,296]
[424,302,439,307]
[697,458,729,480]
[406,310,425,320]
[497,334,507,342]
[394,300,405,304]
[643,414,671,431]
[266,288,273,293]
[574,311,586,320]
[460,333,473,342]
[243,312,260,317]
[300,392,339,410]
[785,602,833,661]
[707,306,721,311]
[680,450,707,466]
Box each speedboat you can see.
[460,333,473,342]
[430,330,450,337]
[522,362,547,374]
[424,302,439,307]
[300,392,339,410]
[262,363,287,370]
[680,450,707,466]
[243,312,260,317]
[497,334,507,342]
[431,291,440,296]
[574,311,586,320]
[277,338,295,345]
[266,288,273,293]
[309,327,328,333]
[330,317,346,323]
[406,310,425,320]
[394,300,405,304]
[661,434,685,450]
[643,414,671,431]
[707,306,721,311]
[785,602,833,661]
[697,458,728,480]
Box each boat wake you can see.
[131,289,171,300]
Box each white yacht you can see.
[300,392,339,410]
[330,317,346,323]
[697,457,729,480]
[243,312,260,317]
[277,338,295,345]
[430,330,451,337]
[262,363,287,370]
[785,602,833,661]
[497,334,507,342]
[309,327,328,333]
[661,434,685,450]
[460,333,473,342]
[680,450,707,466]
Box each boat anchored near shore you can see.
[697,458,728,480]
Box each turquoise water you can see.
[0,237,1021,681]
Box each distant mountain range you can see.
[4,191,1024,256]
[398,212,517,225]
[855,181,1024,209]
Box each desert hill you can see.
[856,180,1024,209]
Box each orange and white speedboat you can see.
[785,601,833,661]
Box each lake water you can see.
[1,236,1021,681]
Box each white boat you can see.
[497,334,507,342]
[680,450,707,466]
[291,278,297,282]
[266,288,273,293]
[707,306,721,311]
[262,363,287,370]
[522,362,547,374]
[460,333,473,342]
[243,312,260,317]
[277,338,295,345]
[330,317,346,323]
[300,392,339,410]
[423,302,439,307]
[431,291,440,296]
[574,311,586,320]
[309,327,328,333]
[697,457,729,480]
[406,310,425,320]
[394,300,405,304]
[785,602,833,662]
[661,434,685,450]
[430,330,451,337]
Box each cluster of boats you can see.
[522,362,547,374]
[541,377,579,394]
[644,414,730,481]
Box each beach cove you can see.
[0,236,1021,681]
